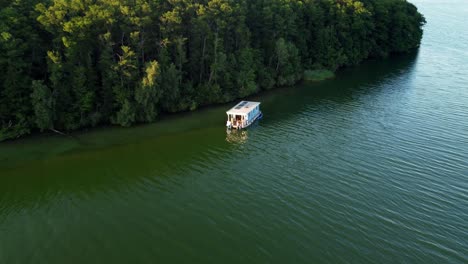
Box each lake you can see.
[0,1,467,263]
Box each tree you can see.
[135,60,161,122]
[0,0,426,141]
[31,80,54,131]
[112,46,138,126]
[275,38,302,86]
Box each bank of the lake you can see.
[1,0,467,263]
[0,0,425,141]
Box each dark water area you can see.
[1,1,467,263]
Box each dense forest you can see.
[0,0,425,140]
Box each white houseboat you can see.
[226,101,262,129]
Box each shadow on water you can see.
[0,52,418,167]
[0,52,419,212]
[256,51,419,127]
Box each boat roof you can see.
[226,101,261,115]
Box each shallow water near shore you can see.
[1,1,468,263]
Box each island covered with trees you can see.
[0,0,425,140]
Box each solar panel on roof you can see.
[234,101,248,109]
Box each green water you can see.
[1,1,467,263]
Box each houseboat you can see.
[226,101,262,129]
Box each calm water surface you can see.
[1,1,467,263]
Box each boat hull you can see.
[227,111,262,130]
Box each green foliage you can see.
[236,48,257,97]
[304,70,335,82]
[0,0,425,140]
[160,63,182,112]
[0,0,47,140]
[275,38,302,86]
[30,80,54,131]
[114,99,136,127]
[135,61,162,122]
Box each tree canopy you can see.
[0,0,425,140]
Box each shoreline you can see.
[0,51,418,144]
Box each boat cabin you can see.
[226,101,262,129]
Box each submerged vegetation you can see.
[304,69,335,82]
[0,0,425,141]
